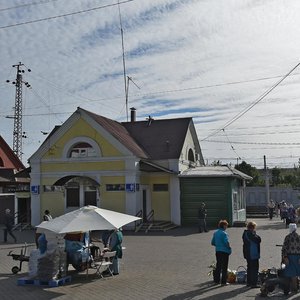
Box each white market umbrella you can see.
[36,205,141,234]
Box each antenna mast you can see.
[6,62,31,161]
[118,0,128,121]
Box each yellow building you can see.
[29,107,204,227]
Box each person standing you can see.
[268,200,275,220]
[43,210,52,221]
[211,220,232,285]
[3,208,17,243]
[242,221,261,288]
[198,202,208,233]
[282,223,300,293]
[108,228,123,275]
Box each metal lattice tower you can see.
[13,63,23,160]
[6,62,31,161]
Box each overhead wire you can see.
[222,129,242,160]
[0,0,134,30]
[201,62,300,141]
[203,139,300,146]
[0,0,59,12]
[21,70,300,112]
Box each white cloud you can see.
[1,0,300,168]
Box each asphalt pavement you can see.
[0,217,299,300]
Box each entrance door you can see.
[17,197,31,223]
[84,190,97,206]
[142,189,147,222]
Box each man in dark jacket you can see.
[242,221,261,288]
[4,208,17,243]
[198,202,208,233]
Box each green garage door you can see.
[180,177,231,227]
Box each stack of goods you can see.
[37,248,67,281]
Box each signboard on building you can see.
[31,185,40,194]
[126,183,135,192]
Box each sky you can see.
[1,0,300,169]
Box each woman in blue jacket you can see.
[242,221,261,288]
[211,220,232,285]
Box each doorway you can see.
[142,189,147,222]
[141,186,151,223]
[17,197,31,223]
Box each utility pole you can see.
[264,155,270,206]
[6,62,31,161]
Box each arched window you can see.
[188,149,195,162]
[63,137,101,159]
[69,142,96,158]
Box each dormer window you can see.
[69,142,96,158]
[188,148,195,162]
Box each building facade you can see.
[29,107,204,226]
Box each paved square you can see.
[0,218,299,299]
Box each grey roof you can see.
[122,118,192,160]
[84,108,193,160]
[140,160,176,174]
[38,108,198,161]
[0,168,15,183]
[179,165,252,180]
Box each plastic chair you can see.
[94,251,116,278]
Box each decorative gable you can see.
[0,135,25,170]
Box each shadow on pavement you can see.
[125,226,202,237]
[256,220,287,231]
[162,281,252,300]
[0,272,65,300]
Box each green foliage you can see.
[211,160,222,166]
[234,160,300,187]
[272,167,281,186]
[235,161,262,186]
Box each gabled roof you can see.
[33,108,198,162]
[179,165,252,180]
[122,118,192,160]
[81,108,148,158]
[0,135,25,170]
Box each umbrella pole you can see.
[86,230,90,278]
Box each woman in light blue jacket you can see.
[211,220,231,285]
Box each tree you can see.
[235,161,262,186]
[271,167,281,186]
[211,160,222,166]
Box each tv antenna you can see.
[118,1,141,121]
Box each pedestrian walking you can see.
[3,208,17,243]
[43,209,52,221]
[242,221,261,288]
[211,219,232,285]
[198,202,208,233]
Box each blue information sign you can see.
[126,183,135,192]
[31,185,40,194]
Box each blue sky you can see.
[1,0,300,168]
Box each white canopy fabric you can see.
[36,206,141,234]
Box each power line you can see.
[222,129,242,159]
[203,139,300,146]
[201,62,300,141]
[18,70,300,112]
[0,0,59,12]
[212,129,300,137]
[0,0,134,30]
[128,72,300,98]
